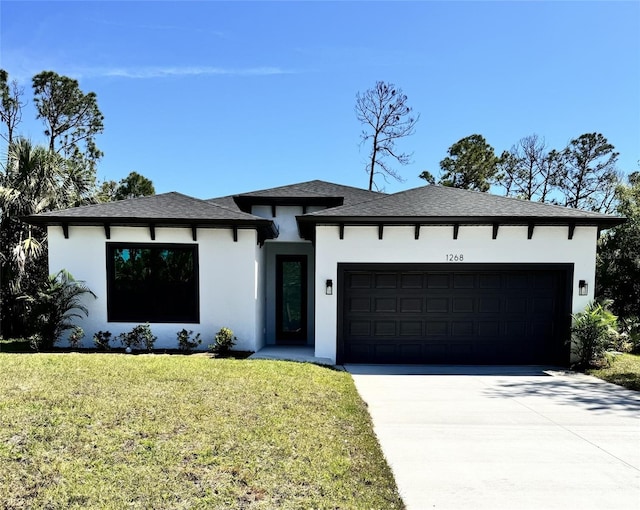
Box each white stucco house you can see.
[27,180,624,365]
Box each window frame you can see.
[106,242,200,324]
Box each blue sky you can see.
[1,1,638,198]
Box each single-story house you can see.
[27,180,624,365]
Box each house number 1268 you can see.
[446,254,464,262]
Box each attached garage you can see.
[338,263,573,365]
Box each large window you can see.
[107,243,199,323]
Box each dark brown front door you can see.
[276,255,307,343]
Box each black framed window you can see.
[107,243,199,323]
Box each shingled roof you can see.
[297,185,625,239]
[208,180,383,213]
[26,192,279,242]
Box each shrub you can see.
[117,324,157,352]
[68,326,85,349]
[20,269,96,350]
[93,330,112,351]
[571,300,620,369]
[177,329,202,353]
[209,327,237,355]
[619,317,640,354]
[27,333,43,352]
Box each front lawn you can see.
[0,354,403,509]
[587,353,640,392]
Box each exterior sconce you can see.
[579,280,588,296]
[326,279,333,295]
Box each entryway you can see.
[264,242,315,347]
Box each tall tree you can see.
[554,133,621,213]
[495,134,557,202]
[0,69,24,145]
[32,71,104,174]
[115,171,155,200]
[0,138,94,336]
[439,134,499,192]
[596,171,640,335]
[355,81,419,190]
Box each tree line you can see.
[0,69,155,338]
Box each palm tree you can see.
[0,137,96,336]
[21,269,95,350]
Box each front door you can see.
[276,255,307,343]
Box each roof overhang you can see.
[24,215,279,245]
[296,215,626,242]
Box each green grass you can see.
[0,354,404,509]
[588,353,640,392]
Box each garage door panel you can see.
[427,298,449,313]
[505,321,527,337]
[478,321,500,337]
[349,321,370,336]
[426,321,448,336]
[453,273,475,288]
[341,264,570,364]
[427,274,449,288]
[453,297,474,313]
[399,321,422,336]
[533,297,555,313]
[506,274,529,289]
[479,297,501,313]
[505,297,527,314]
[479,274,501,288]
[374,321,396,336]
[375,273,397,288]
[452,321,474,336]
[375,297,397,312]
[400,273,423,288]
[348,297,371,312]
[400,298,423,313]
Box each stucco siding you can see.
[313,224,598,362]
[47,225,263,351]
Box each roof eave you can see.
[296,215,626,240]
[23,215,279,241]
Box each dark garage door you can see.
[339,264,571,365]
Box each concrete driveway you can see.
[346,365,640,510]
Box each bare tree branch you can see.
[355,81,419,190]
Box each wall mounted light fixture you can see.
[326,279,333,295]
[579,280,588,296]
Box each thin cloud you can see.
[84,66,298,79]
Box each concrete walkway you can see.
[346,365,640,510]
[248,345,334,365]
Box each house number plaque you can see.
[445,254,464,262]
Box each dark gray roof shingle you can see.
[304,185,623,222]
[28,192,267,222]
[207,180,383,211]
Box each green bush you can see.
[68,326,85,349]
[571,301,620,369]
[618,317,640,354]
[20,269,96,350]
[93,330,112,351]
[209,327,237,355]
[177,329,201,353]
[117,324,157,352]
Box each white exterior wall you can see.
[47,225,263,351]
[314,224,598,362]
